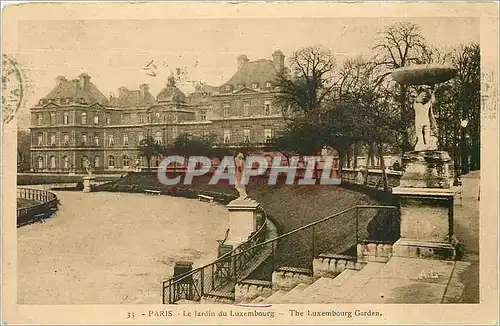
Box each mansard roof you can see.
[222,59,278,91]
[43,74,109,106]
[109,86,156,108]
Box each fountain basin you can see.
[391,64,457,85]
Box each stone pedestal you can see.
[392,186,460,260]
[225,197,260,247]
[83,176,96,193]
[400,150,454,189]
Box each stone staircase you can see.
[236,256,471,304]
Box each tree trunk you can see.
[379,143,389,191]
[364,143,373,186]
[353,142,359,169]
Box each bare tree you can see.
[274,45,337,118]
[373,22,430,153]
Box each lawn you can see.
[97,172,400,274]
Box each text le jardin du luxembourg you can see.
[133,308,383,320]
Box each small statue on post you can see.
[84,157,93,177]
[234,152,247,199]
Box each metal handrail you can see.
[17,187,59,226]
[162,203,398,303]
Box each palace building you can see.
[29,50,288,172]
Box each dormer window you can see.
[225,84,232,92]
[266,81,272,88]
[264,100,271,116]
[251,82,259,89]
[238,83,245,89]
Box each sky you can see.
[13,17,479,126]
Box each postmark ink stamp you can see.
[2,54,25,124]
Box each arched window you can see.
[81,155,88,168]
[154,131,162,145]
[62,156,69,169]
[123,155,130,167]
[153,155,162,167]
[108,155,115,167]
[94,156,100,168]
[37,156,44,169]
[50,156,56,169]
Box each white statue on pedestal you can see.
[412,86,439,151]
[84,158,93,176]
[235,153,247,199]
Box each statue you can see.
[84,158,93,176]
[234,153,247,199]
[411,86,438,151]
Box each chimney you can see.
[56,76,67,84]
[237,54,249,70]
[139,84,149,98]
[78,73,91,89]
[272,50,285,72]
[118,86,128,98]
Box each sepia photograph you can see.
[2,2,498,325]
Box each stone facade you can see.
[29,51,288,173]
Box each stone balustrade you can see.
[271,267,314,291]
[313,253,363,278]
[356,242,393,263]
[235,279,273,303]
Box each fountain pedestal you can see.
[225,197,260,247]
[392,186,460,260]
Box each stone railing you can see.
[340,168,403,190]
[17,187,59,226]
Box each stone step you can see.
[175,299,200,304]
[355,262,385,277]
[299,277,340,299]
[278,283,309,303]
[250,296,266,304]
[261,290,286,304]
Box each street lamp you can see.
[460,119,469,175]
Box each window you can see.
[264,128,273,143]
[94,114,99,125]
[82,133,87,146]
[50,112,56,125]
[264,100,271,116]
[138,133,144,145]
[223,104,230,118]
[63,133,70,146]
[200,110,207,121]
[123,133,129,146]
[238,83,245,89]
[81,112,87,124]
[108,155,115,167]
[243,102,250,116]
[94,156,100,168]
[37,156,43,169]
[50,156,56,169]
[63,156,69,170]
[266,81,272,88]
[81,156,88,168]
[94,134,99,146]
[37,133,43,146]
[243,129,251,143]
[50,133,56,146]
[108,133,114,146]
[154,131,162,145]
[224,130,231,144]
[251,82,259,89]
[123,155,130,167]
[153,155,162,167]
[155,112,160,119]
[63,112,69,125]
[105,115,111,125]
[37,114,43,126]
[225,84,231,92]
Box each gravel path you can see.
[17,191,229,304]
